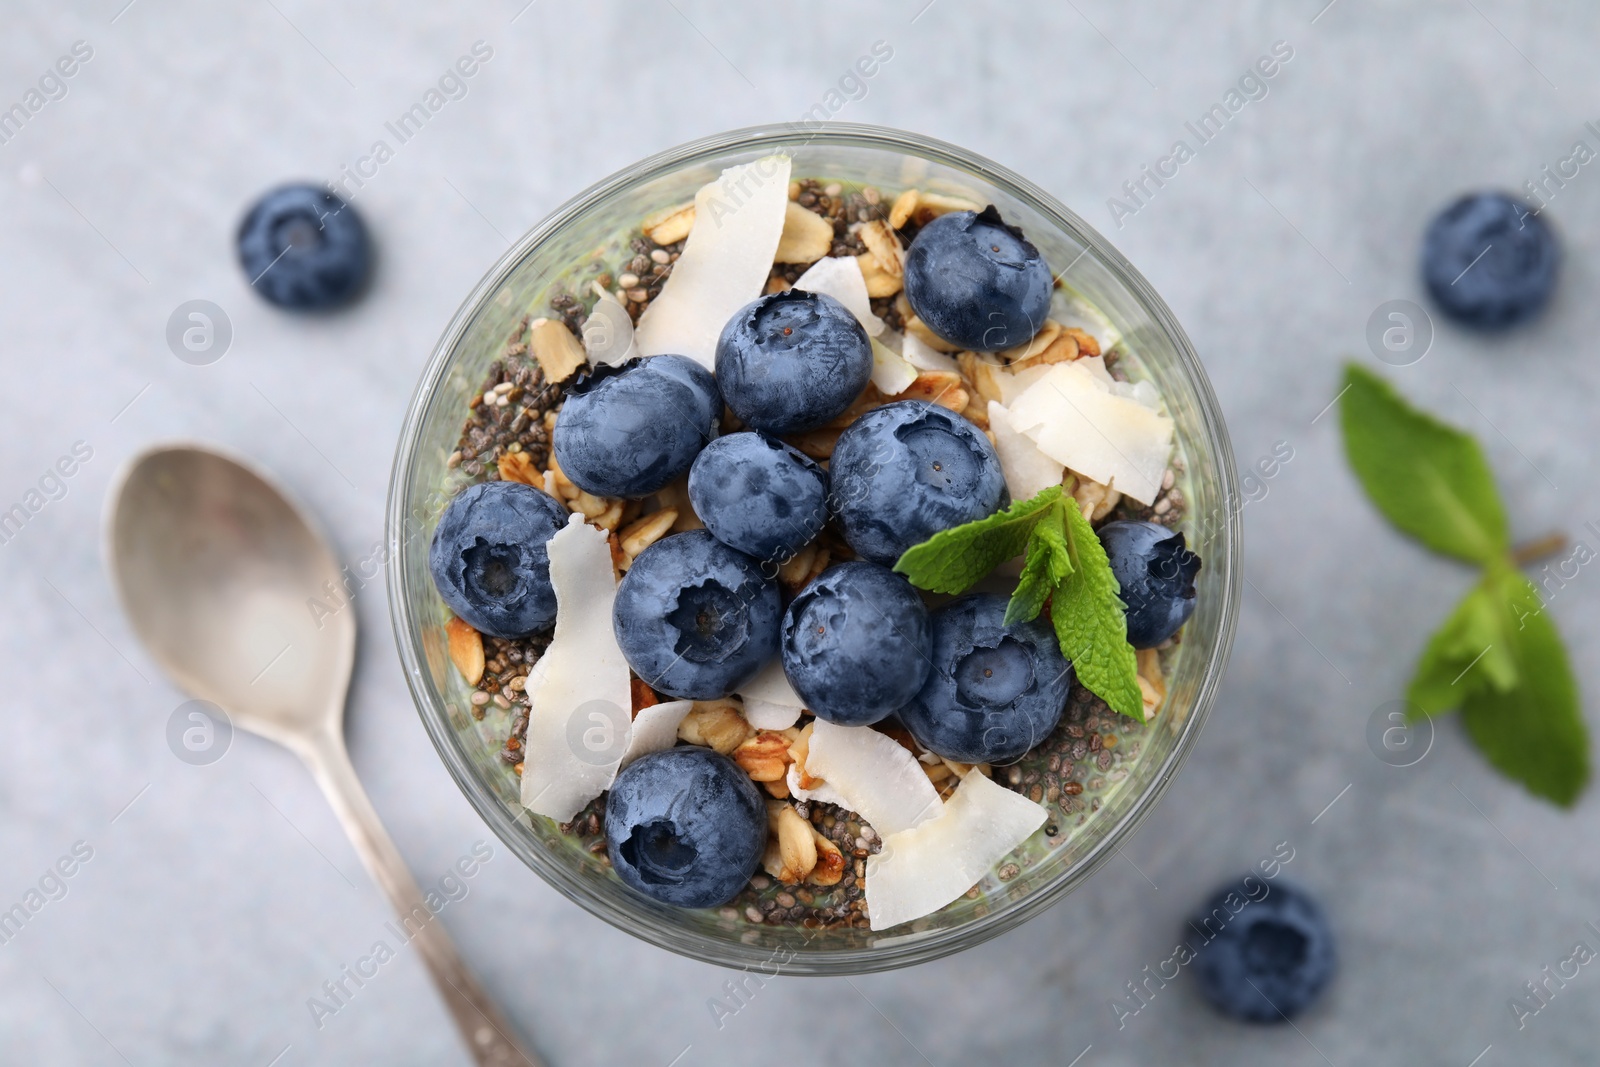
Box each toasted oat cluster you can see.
[431,159,1194,932]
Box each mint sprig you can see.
[1339,363,1589,806]
[894,485,1145,721]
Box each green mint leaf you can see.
[1407,574,1520,716]
[1004,501,1071,627]
[894,485,1063,594]
[1050,498,1144,722]
[1458,565,1589,807]
[1338,363,1510,565]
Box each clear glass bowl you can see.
[386,123,1240,974]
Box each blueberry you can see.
[1097,521,1200,648]
[903,206,1053,352]
[898,594,1071,764]
[553,355,721,499]
[1422,191,1558,329]
[829,400,1006,566]
[687,432,828,566]
[715,289,872,435]
[236,183,371,311]
[428,481,567,638]
[605,746,766,909]
[781,562,932,726]
[1191,878,1336,1023]
[613,530,781,699]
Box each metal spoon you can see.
[106,443,541,1067]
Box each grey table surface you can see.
[3,1,1598,1063]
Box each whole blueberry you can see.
[1098,520,1201,648]
[688,432,828,566]
[715,289,872,435]
[903,205,1053,352]
[829,400,1006,566]
[781,562,932,726]
[1191,878,1336,1023]
[898,594,1071,764]
[553,355,721,499]
[237,183,371,311]
[613,530,781,699]
[1422,191,1558,329]
[428,481,567,638]
[605,746,766,909]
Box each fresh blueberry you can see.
[781,562,932,726]
[613,530,781,699]
[605,746,766,909]
[829,400,1006,566]
[1097,521,1201,648]
[903,205,1053,352]
[714,289,873,435]
[688,432,828,566]
[553,355,721,499]
[428,480,567,638]
[1422,191,1558,329]
[898,593,1071,764]
[237,183,371,311]
[1191,878,1336,1023]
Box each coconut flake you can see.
[865,770,1047,931]
[994,362,1053,406]
[633,155,792,371]
[734,657,805,731]
[520,515,634,821]
[870,337,920,396]
[987,400,1064,501]
[619,699,693,768]
[794,255,885,336]
[900,331,962,374]
[583,281,636,365]
[1006,361,1174,506]
[787,763,851,808]
[804,721,943,837]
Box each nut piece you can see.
[774,804,818,884]
[888,188,920,229]
[903,315,963,354]
[856,253,903,298]
[1073,476,1121,522]
[734,730,794,782]
[763,777,791,799]
[653,477,704,532]
[644,202,695,246]
[446,617,485,687]
[912,192,982,224]
[1062,326,1101,357]
[631,678,660,713]
[892,370,968,413]
[959,352,1004,406]
[775,201,835,264]
[806,829,845,886]
[678,700,752,755]
[788,721,824,790]
[619,508,678,564]
[545,455,579,502]
[1137,648,1166,716]
[998,320,1063,365]
[858,220,905,278]
[497,451,541,487]
[529,318,588,384]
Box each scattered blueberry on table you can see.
[688,431,829,565]
[715,289,873,435]
[237,183,371,311]
[427,480,566,638]
[903,205,1054,351]
[1191,878,1336,1023]
[1098,520,1201,648]
[1421,191,1559,330]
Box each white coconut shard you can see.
[987,400,1065,502]
[786,763,851,809]
[794,254,885,336]
[520,515,634,820]
[864,769,1047,931]
[1006,361,1174,506]
[900,330,962,374]
[870,337,920,396]
[993,362,1053,406]
[804,721,943,838]
[619,699,694,769]
[633,154,793,371]
[583,280,636,365]
[735,657,805,731]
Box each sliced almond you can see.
[734,730,794,782]
[998,320,1062,365]
[912,192,982,224]
[856,253,903,298]
[961,391,991,430]
[593,499,626,531]
[445,617,484,686]
[644,201,695,246]
[765,272,792,295]
[959,352,1004,406]
[677,699,751,755]
[1137,648,1166,715]
[888,188,920,229]
[619,508,678,560]
[1062,325,1102,357]
[529,318,588,384]
[777,543,817,586]
[546,456,579,501]
[904,315,962,354]
[571,489,611,520]
[497,451,541,487]
[789,721,823,790]
[763,777,791,799]
[858,219,905,277]
[807,829,845,886]
[892,370,968,413]
[775,804,818,884]
[774,201,835,264]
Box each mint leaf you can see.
[1005,502,1071,626]
[1339,363,1510,565]
[1458,566,1589,807]
[895,485,1063,594]
[1050,498,1144,721]
[1407,574,1519,716]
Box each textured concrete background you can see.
[2,1,1597,1063]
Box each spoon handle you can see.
[302,732,545,1067]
